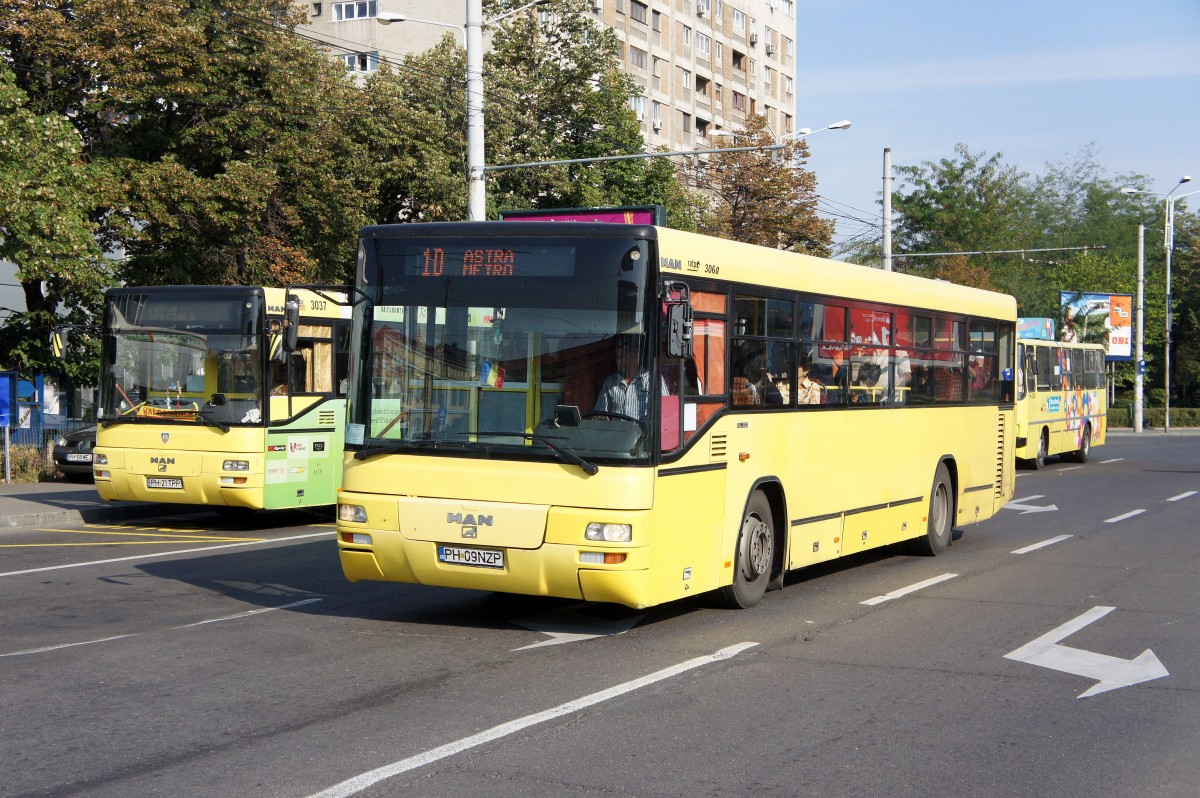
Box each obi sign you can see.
[1059,292,1133,361]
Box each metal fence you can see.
[2,421,94,483]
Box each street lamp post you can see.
[1122,177,1199,429]
[379,0,548,221]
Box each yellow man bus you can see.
[1014,338,1106,469]
[93,285,351,511]
[336,223,1016,609]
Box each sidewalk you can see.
[0,481,179,530]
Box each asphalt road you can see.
[1,433,1197,797]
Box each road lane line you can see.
[860,573,957,606]
[1104,509,1146,523]
[0,531,332,578]
[173,598,323,628]
[1,635,135,657]
[1012,534,1073,554]
[304,643,760,798]
[1167,491,1197,502]
[1100,458,1124,464]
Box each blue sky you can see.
[794,0,1200,255]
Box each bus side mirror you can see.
[662,282,693,359]
[284,300,300,353]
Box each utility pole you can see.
[466,0,486,221]
[1135,224,1144,433]
[882,148,893,271]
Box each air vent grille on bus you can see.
[994,413,1006,498]
[710,434,728,459]
[319,410,337,426]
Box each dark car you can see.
[53,425,96,482]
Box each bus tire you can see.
[1033,430,1048,470]
[1073,424,1091,463]
[714,491,774,609]
[906,462,953,556]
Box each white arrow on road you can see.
[511,604,645,650]
[1005,606,1169,698]
[1003,494,1059,514]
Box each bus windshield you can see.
[98,290,266,427]
[347,232,655,466]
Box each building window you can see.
[696,32,711,58]
[332,1,376,21]
[783,0,794,17]
[785,76,794,96]
[682,24,691,51]
[342,51,380,72]
[731,91,746,111]
[697,118,710,137]
[630,46,648,69]
[696,0,711,15]
[630,96,647,121]
[652,9,661,31]
[681,111,692,133]
[732,9,746,32]
[680,68,692,89]
[696,75,710,97]
[732,50,745,71]
[652,101,663,125]
[616,0,625,13]
[631,1,648,23]
[785,37,794,59]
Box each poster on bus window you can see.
[1059,291,1133,361]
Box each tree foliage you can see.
[690,114,833,255]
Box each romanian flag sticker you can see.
[480,361,505,389]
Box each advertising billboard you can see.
[1059,291,1133,361]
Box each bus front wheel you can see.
[906,462,953,556]
[1033,430,1048,470]
[1073,424,1092,463]
[714,491,774,609]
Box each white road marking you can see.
[1003,494,1059,514]
[1,635,134,657]
[1100,458,1124,464]
[0,531,331,578]
[1012,534,1073,554]
[1,599,324,658]
[1057,465,1084,472]
[1167,491,1197,502]
[304,643,760,798]
[1004,606,1169,698]
[860,573,958,606]
[1104,509,1146,523]
[173,598,323,628]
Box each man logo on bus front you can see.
[161,433,170,443]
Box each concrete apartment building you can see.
[301,0,799,149]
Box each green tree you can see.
[691,114,832,254]
[0,64,108,382]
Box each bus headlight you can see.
[339,503,368,523]
[223,460,250,471]
[95,453,108,465]
[585,523,632,542]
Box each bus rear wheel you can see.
[1073,424,1092,463]
[906,462,953,556]
[714,491,774,609]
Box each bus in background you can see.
[1014,337,1106,469]
[336,222,1016,609]
[92,285,351,511]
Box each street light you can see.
[377,0,549,221]
[1121,176,1199,429]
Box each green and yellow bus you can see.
[1014,338,1106,469]
[335,223,1017,609]
[93,285,351,510]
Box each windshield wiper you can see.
[474,431,598,476]
[196,410,230,432]
[353,440,417,461]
